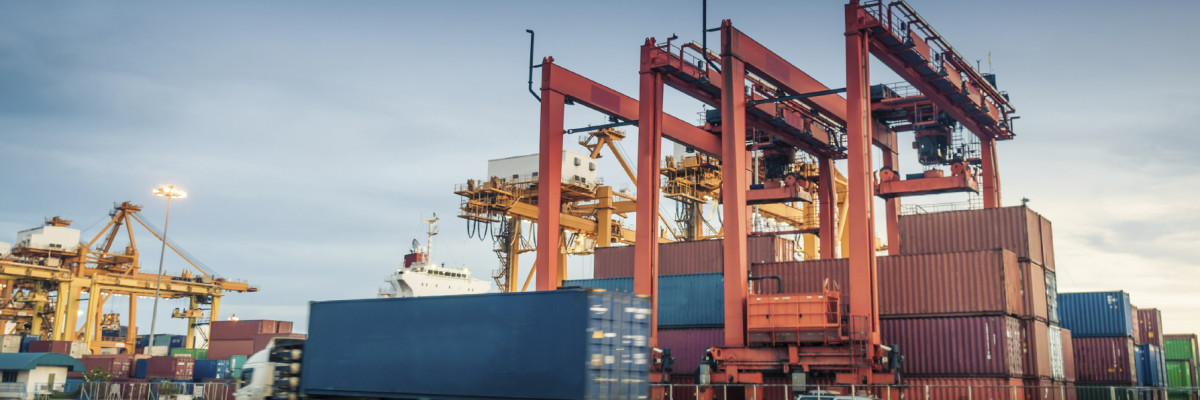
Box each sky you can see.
[0,1,1197,336]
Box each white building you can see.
[14,226,80,253]
[487,150,598,187]
[0,353,84,400]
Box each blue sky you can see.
[1,1,1197,336]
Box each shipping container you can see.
[1139,309,1165,348]
[1139,344,1168,387]
[898,205,1049,267]
[1040,215,1056,271]
[252,333,307,353]
[1024,262,1049,321]
[1050,325,1066,382]
[656,328,722,375]
[193,359,230,381]
[207,339,255,360]
[18,334,39,353]
[1046,269,1060,324]
[754,250,1045,319]
[79,355,135,378]
[1132,306,1142,345]
[27,340,86,358]
[1058,292,1135,338]
[1024,319,1053,379]
[1074,337,1137,384]
[210,320,278,340]
[1166,361,1193,387]
[276,321,293,334]
[0,335,20,353]
[593,237,794,278]
[1024,378,1058,400]
[133,359,147,379]
[146,356,194,380]
[881,316,1024,377]
[893,377,1026,400]
[1165,335,1199,362]
[563,273,723,327]
[1063,328,1077,383]
[111,378,153,400]
[302,290,650,400]
[170,348,208,359]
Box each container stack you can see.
[1058,291,1140,397]
[1138,308,1170,399]
[207,319,303,359]
[27,340,86,358]
[1165,334,1200,399]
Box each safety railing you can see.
[901,197,983,215]
[79,381,233,400]
[653,383,1193,400]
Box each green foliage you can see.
[158,382,180,397]
[83,367,112,382]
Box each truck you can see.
[234,289,651,400]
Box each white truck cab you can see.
[233,346,272,400]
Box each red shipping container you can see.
[657,328,723,375]
[1061,328,1076,383]
[893,377,1025,400]
[80,355,135,378]
[898,206,1048,268]
[1022,319,1053,379]
[1023,378,1060,400]
[210,320,277,340]
[27,340,71,354]
[111,378,152,400]
[276,321,294,334]
[207,339,255,359]
[1138,308,1165,348]
[593,237,794,278]
[881,316,1024,377]
[1023,262,1049,322]
[878,250,1025,318]
[1040,215,1056,271]
[1131,305,1142,345]
[1072,337,1136,384]
[146,356,193,380]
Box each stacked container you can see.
[1165,334,1200,399]
[27,340,86,358]
[207,319,297,359]
[1058,291,1140,397]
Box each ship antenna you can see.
[422,213,440,262]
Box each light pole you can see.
[148,185,186,354]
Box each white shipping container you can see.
[0,335,20,353]
[487,151,597,187]
[1048,325,1065,381]
[99,347,120,355]
[15,226,81,252]
[69,341,86,358]
[144,345,169,356]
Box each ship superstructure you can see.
[378,214,490,297]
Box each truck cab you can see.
[235,337,305,400]
[234,347,271,400]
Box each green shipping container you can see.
[229,355,248,380]
[1167,361,1193,387]
[169,348,208,359]
[1165,335,1199,362]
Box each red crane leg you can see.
[817,156,837,260]
[635,68,664,347]
[882,149,901,255]
[981,136,1001,208]
[535,80,564,292]
[719,49,749,347]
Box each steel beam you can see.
[719,33,749,347]
[535,60,565,291]
[981,136,1001,208]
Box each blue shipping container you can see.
[19,335,40,353]
[193,359,230,381]
[169,335,185,348]
[563,273,723,327]
[301,290,650,400]
[1057,291,1134,337]
[1139,344,1168,387]
[134,359,148,379]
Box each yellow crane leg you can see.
[82,284,99,350]
[210,295,221,325]
[53,281,69,340]
[520,257,537,292]
[185,296,198,349]
[127,293,138,351]
[63,285,84,341]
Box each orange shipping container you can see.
[1061,328,1076,383]
[898,206,1050,269]
[1022,319,1053,379]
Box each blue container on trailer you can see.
[193,359,229,381]
[1057,291,1135,337]
[19,335,40,352]
[1139,344,1168,387]
[134,359,148,379]
[564,273,724,327]
[301,289,651,400]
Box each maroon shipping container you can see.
[253,333,306,353]
[27,340,72,354]
[146,356,193,380]
[80,355,135,378]
[1072,337,1136,384]
[1023,378,1059,400]
[1022,319,1052,379]
[657,328,722,375]
[210,320,279,340]
[1131,305,1141,345]
[1040,215,1056,271]
[878,250,1025,318]
[881,316,1024,377]
[1138,308,1165,348]
[276,321,294,334]
[593,237,794,278]
[207,339,255,359]
[1061,328,1076,383]
[754,250,1043,319]
[111,378,152,400]
[894,377,1026,400]
[898,206,1048,267]
[1023,262,1049,322]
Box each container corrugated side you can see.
[656,328,723,375]
[1139,344,1168,387]
[897,205,1045,265]
[1132,305,1142,345]
[1167,361,1193,387]
[301,290,650,400]
[594,237,793,278]
[1040,214,1056,271]
[564,273,723,327]
[891,377,1025,400]
[1057,291,1135,338]
[1139,308,1165,348]
[1073,337,1137,384]
[1062,328,1076,383]
[1024,262,1049,321]
[1050,325,1065,382]
[1164,334,1198,362]
[880,316,1023,377]
[1046,269,1060,324]
[1023,378,1058,400]
[1023,319,1053,379]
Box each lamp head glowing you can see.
[153,185,188,199]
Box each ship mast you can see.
[422,213,439,264]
